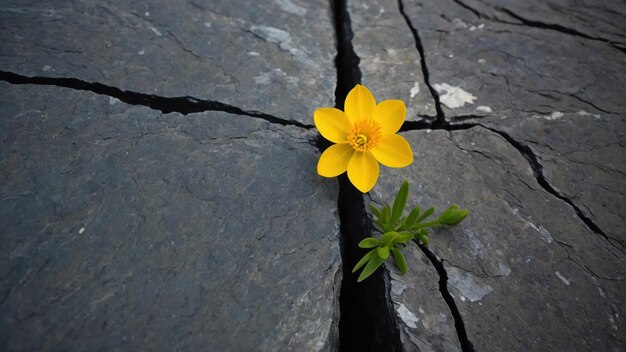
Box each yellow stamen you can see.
[348,119,382,152]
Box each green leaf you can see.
[391,247,408,274]
[416,230,430,245]
[390,181,409,227]
[416,207,435,223]
[380,231,398,246]
[437,205,469,225]
[373,220,385,231]
[369,204,382,220]
[357,253,386,282]
[377,246,390,259]
[392,231,414,244]
[401,206,421,230]
[381,204,391,230]
[352,248,377,273]
[358,237,381,248]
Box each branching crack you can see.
[452,0,625,53]
[328,0,402,351]
[397,0,446,128]
[417,243,475,352]
[477,125,625,252]
[0,71,312,129]
[495,7,626,53]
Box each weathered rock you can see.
[0,0,336,124]
[0,83,341,351]
[401,0,626,118]
[369,129,626,351]
[399,0,626,256]
[463,0,626,48]
[384,247,460,352]
[348,0,435,121]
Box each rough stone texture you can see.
[369,129,626,351]
[0,83,341,351]
[401,0,626,118]
[467,0,626,48]
[0,0,336,124]
[400,0,626,262]
[383,247,460,352]
[348,0,436,121]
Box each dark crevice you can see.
[495,7,626,53]
[417,243,475,352]
[0,70,312,129]
[452,0,625,53]
[453,0,496,20]
[477,125,625,252]
[397,2,476,349]
[402,118,623,251]
[397,0,446,129]
[327,1,402,351]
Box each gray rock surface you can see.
[464,0,626,48]
[348,0,436,121]
[369,129,626,351]
[400,0,626,271]
[0,83,341,351]
[1,0,625,350]
[0,0,336,124]
[401,0,626,118]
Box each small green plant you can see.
[353,181,469,282]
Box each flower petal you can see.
[318,143,354,177]
[314,108,351,144]
[372,100,406,135]
[347,152,379,193]
[371,134,414,168]
[344,84,376,124]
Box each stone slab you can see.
[401,0,626,118]
[0,83,341,351]
[369,129,626,351]
[348,0,436,121]
[469,0,626,47]
[0,0,337,124]
[399,0,626,254]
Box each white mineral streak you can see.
[464,229,485,258]
[273,0,306,15]
[576,110,601,118]
[446,266,493,302]
[476,105,492,113]
[391,279,408,295]
[410,82,420,98]
[533,111,564,120]
[249,25,316,69]
[396,304,419,328]
[513,209,553,243]
[555,271,570,286]
[150,27,162,37]
[434,83,477,108]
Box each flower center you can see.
[348,119,382,152]
[355,134,367,147]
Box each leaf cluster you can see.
[352,181,469,282]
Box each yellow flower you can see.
[315,84,414,193]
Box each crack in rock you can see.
[451,0,626,53]
[397,0,446,128]
[326,0,403,351]
[400,119,624,252]
[417,243,475,352]
[0,71,311,129]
